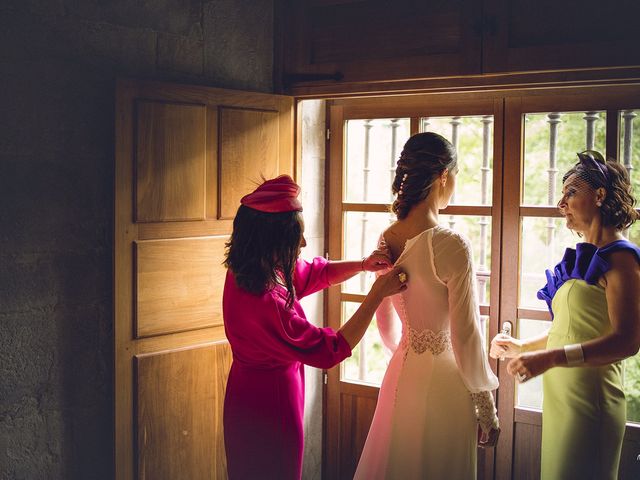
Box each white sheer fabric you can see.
[354,226,498,480]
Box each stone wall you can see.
[0,1,273,478]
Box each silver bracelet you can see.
[564,343,584,366]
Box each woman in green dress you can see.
[491,150,640,480]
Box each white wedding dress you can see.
[354,226,499,480]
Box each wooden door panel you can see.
[135,342,231,480]
[513,422,542,480]
[218,107,280,219]
[337,391,377,480]
[115,79,294,479]
[135,100,207,222]
[134,237,228,338]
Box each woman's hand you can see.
[506,349,563,383]
[478,426,500,448]
[490,333,523,360]
[362,249,393,272]
[370,267,408,299]
[339,267,408,350]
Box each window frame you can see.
[325,95,504,480]
[322,85,640,480]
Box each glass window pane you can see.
[519,217,581,309]
[342,211,396,295]
[516,319,552,409]
[619,109,640,204]
[443,215,492,303]
[624,220,640,245]
[522,111,607,206]
[344,118,411,203]
[624,354,640,424]
[616,109,640,245]
[341,301,396,385]
[420,116,494,206]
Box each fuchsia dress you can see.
[222,257,352,480]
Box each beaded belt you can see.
[400,325,452,355]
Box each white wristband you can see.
[564,343,584,366]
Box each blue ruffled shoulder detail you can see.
[536,239,640,315]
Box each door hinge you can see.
[326,128,331,140]
[323,372,328,385]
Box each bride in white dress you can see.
[354,132,500,480]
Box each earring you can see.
[596,201,602,207]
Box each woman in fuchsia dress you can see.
[222,175,408,480]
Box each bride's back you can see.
[384,225,465,334]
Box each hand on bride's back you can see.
[362,249,393,272]
[371,267,408,298]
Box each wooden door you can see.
[325,94,504,479]
[325,86,640,480]
[496,87,640,480]
[114,79,294,480]
[483,0,640,74]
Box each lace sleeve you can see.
[470,391,499,434]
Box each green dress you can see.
[537,240,640,480]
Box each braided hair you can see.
[391,132,457,220]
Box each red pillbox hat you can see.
[240,175,303,213]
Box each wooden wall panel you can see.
[135,237,228,338]
[483,0,640,74]
[136,100,207,222]
[135,342,232,480]
[279,0,482,87]
[218,107,280,219]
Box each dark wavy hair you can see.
[391,132,457,220]
[224,205,302,308]
[562,150,638,230]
